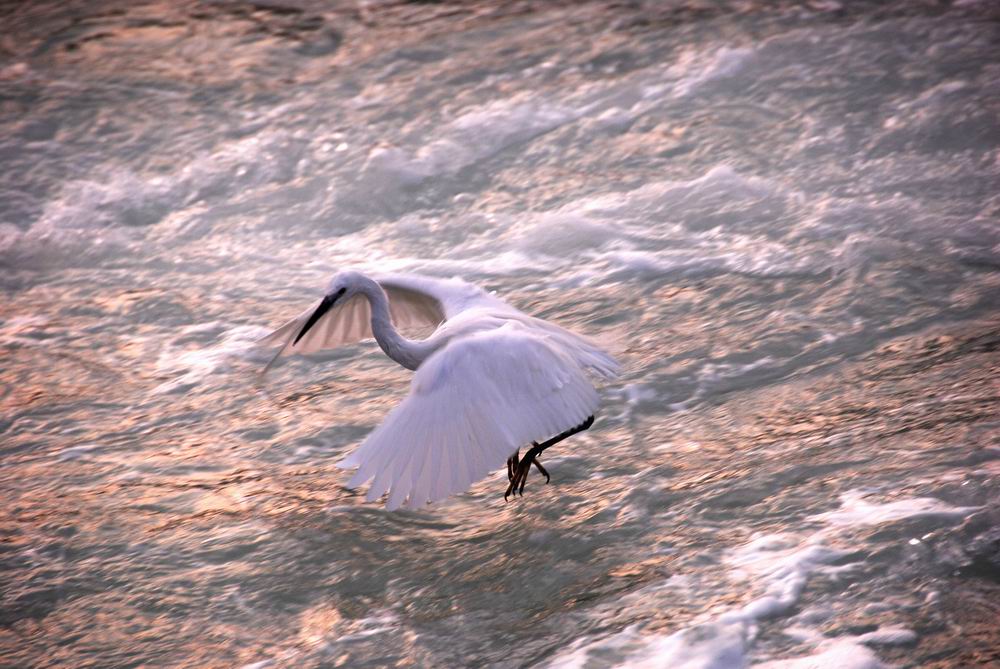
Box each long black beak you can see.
[293,288,345,346]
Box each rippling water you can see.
[2,1,999,667]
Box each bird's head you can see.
[293,271,364,346]
[324,269,366,300]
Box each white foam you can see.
[857,627,917,646]
[153,323,272,394]
[349,43,758,205]
[604,248,812,281]
[754,639,886,669]
[0,205,135,266]
[811,490,982,527]
[397,250,542,278]
[575,165,784,223]
[624,383,657,407]
[499,165,816,285]
[346,162,812,292]
[2,129,301,266]
[548,491,979,669]
[356,99,579,198]
[57,443,103,462]
[661,355,784,410]
[427,100,578,170]
[727,535,852,624]
[672,47,756,97]
[546,622,747,669]
[544,535,845,669]
[512,212,624,255]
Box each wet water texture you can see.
[1,1,999,667]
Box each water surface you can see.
[2,1,999,667]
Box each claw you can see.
[518,449,540,496]
[506,450,520,482]
[533,459,550,484]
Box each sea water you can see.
[1,1,998,667]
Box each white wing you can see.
[519,315,621,381]
[375,273,509,319]
[256,274,506,359]
[338,323,607,510]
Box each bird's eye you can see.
[335,287,347,297]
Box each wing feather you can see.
[338,324,603,510]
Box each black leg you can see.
[504,415,594,501]
[506,449,520,482]
[534,414,595,456]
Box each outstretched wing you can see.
[338,324,607,510]
[256,274,506,360]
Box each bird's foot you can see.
[503,444,550,501]
[506,450,520,482]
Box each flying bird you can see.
[258,271,619,510]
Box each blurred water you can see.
[1,1,999,667]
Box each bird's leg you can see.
[505,447,529,501]
[504,415,595,500]
[536,414,596,458]
[506,450,520,482]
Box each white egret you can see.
[258,271,619,510]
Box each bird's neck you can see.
[358,277,433,371]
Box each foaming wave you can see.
[671,47,756,98]
[0,130,305,267]
[755,640,887,669]
[547,621,747,669]
[544,491,978,669]
[341,99,580,214]
[810,490,982,527]
[152,323,272,395]
[495,166,815,282]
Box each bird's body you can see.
[259,271,619,510]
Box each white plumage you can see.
[258,271,619,510]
